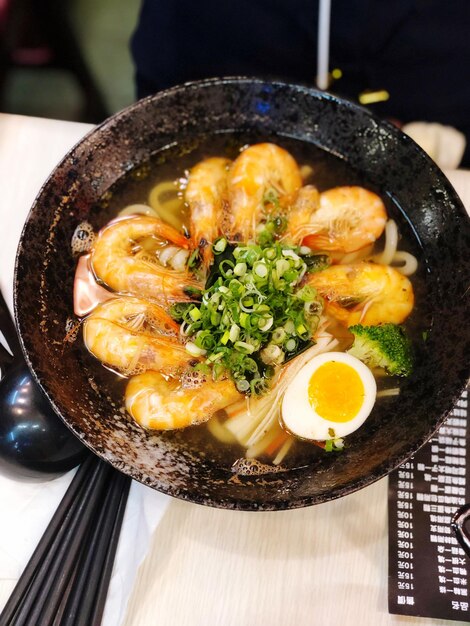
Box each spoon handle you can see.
[0,289,21,359]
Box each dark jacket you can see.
[131,0,470,165]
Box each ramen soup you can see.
[72,135,425,471]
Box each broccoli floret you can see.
[347,323,413,377]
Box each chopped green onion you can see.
[325,438,344,453]
[195,331,216,350]
[285,338,297,352]
[258,316,273,332]
[239,312,249,328]
[271,327,286,344]
[260,344,284,365]
[282,249,300,263]
[243,358,259,373]
[240,296,257,312]
[234,262,247,276]
[185,341,206,357]
[256,304,270,313]
[219,259,235,278]
[234,341,255,354]
[284,320,295,334]
[250,377,268,394]
[229,324,240,342]
[284,269,298,283]
[244,249,258,265]
[296,285,317,301]
[275,259,290,276]
[210,311,221,325]
[213,237,227,253]
[253,262,268,278]
[236,379,250,393]
[194,362,210,375]
[189,307,201,321]
[212,361,225,380]
[180,239,323,395]
[169,302,192,322]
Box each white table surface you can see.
[0,112,468,626]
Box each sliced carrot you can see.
[265,431,289,457]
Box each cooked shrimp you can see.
[226,143,302,242]
[185,157,231,268]
[83,297,194,375]
[287,186,387,253]
[307,262,414,326]
[285,185,320,244]
[91,215,202,303]
[125,371,241,430]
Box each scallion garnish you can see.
[173,238,325,395]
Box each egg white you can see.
[281,351,377,441]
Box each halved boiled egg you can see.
[281,352,376,441]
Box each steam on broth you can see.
[73,133,422,472]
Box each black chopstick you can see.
[25,460,112,626]
[0,455,96,625]
[50,552,85,626]
[0,457,132,626]
[58,483,117,624]
[86,473,131,626]
[48,472,130,626]
[69,471,131,626]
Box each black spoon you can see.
[0,289,87,480]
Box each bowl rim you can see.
[13,76,470,510]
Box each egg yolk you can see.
[308,361,365,423]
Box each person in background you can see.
[131,0,470,166]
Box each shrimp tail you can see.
[302,232,333,251]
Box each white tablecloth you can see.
[0,113,468,626]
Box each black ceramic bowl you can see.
[14,78,470,510]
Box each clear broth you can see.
[77,132,429,471]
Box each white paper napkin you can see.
[0,469,170,625]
